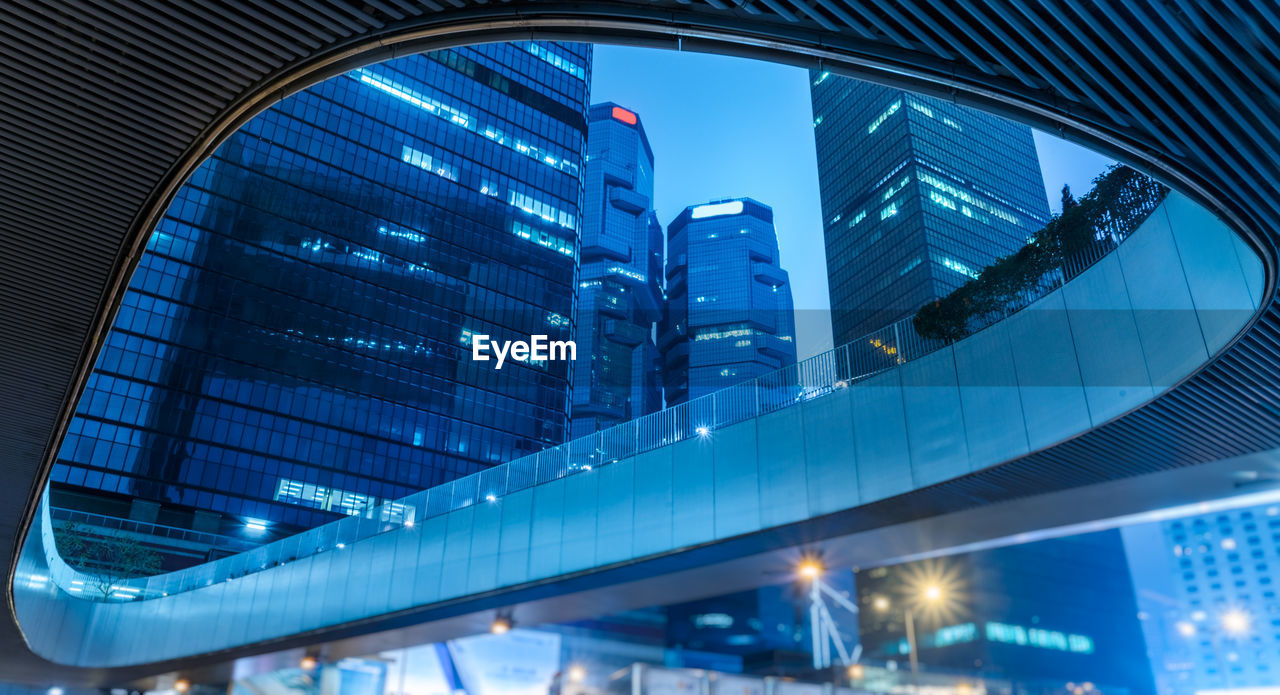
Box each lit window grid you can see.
[662,204,797,403]
[1160,505,1280,688]
[571,108,664,435]
[811,75,1049,343]
[50,44,589,530]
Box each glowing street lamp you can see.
[922,584,943,603]
[796,557,860,670]
[1222,610,1249,635]
[491,613,514,635]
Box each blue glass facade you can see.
[809,75,1050,344]
[660,198,797,405]
[1124,503,1280,694]
[571,103,664,437]
[857,532,1155,695]
[49,43,592,534]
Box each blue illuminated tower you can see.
[660,198,797,405]
[810,75,1050,344]
[571,103,665,437]
[51,43,591,536]
[1123,504,1280,695]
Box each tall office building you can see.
[810,75,1050,344]
[49,43,592,536]
[1123,504,1280,695]
[571,103,665,438]
[857,531,1155,695]
[660,198,797,406]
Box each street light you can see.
[1222,610,1249,635]
[874,581,950,694]
[491,613,514,635]
[796,557,860,670]
[1205,610,1250,690]
[904,585,945,694]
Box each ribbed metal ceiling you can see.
[2,0,1279,683]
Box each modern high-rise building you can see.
[856,531,1155,695]
[809,75,1051,344]
[659,198,797,406]
[49,43,592,537]
[571,102,665,438]
[1123,503,1280,695]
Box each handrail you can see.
[43,180,1168,602]
[50,507,260,554]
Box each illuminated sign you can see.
[606,265,646,282]
[693,612,734,628]
[892,621,1093,655]
[691,200,744,219]
[985,621,1094,654]
[612,106,637,125]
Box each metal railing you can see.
[41,184,1169,602]
[913,167,1168,341]
[40,316,941,600]
[50,507,261,555]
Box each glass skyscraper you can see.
[810,75,1050,344]
[49,43,591,536]
[571,103,664,438]
[1123,503,1280,695]
[660,198,797,405]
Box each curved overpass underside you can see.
[3,0,1280,684]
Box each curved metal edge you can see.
[6,6,1276,684]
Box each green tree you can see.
[1061,183,1078,212]
[54,520,162,601]
[913,166,1166,341]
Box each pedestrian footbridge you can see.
[12,191,1265,671]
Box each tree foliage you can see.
[913,166,1167,342]
[54,521,163,601]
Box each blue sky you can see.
[590,45,1117,358]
